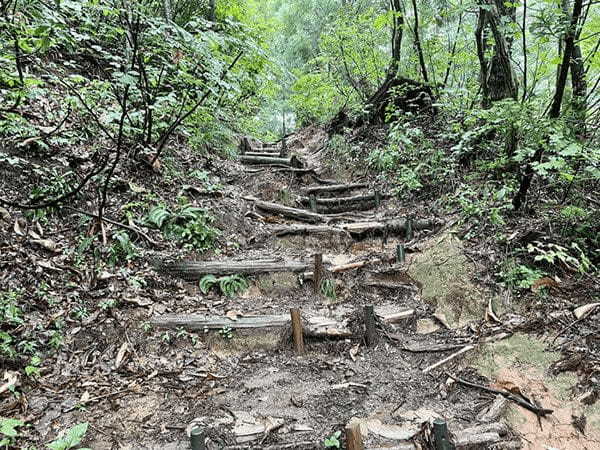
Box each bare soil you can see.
[1,125,598,449]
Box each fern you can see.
[199,274,249,297]
[199,275,218,294]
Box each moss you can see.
[407,232,487,328]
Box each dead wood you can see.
[422,345,475,373]
[155,258,309,280]
[270,218,442,237]
[244,152,285,158]
[298,193,382,206]
[300,183,368,195]
[240,155,302,168]
[476,395,509,423]
[247,198,326,223]
[445,372,554,417]
[65,206,160,247]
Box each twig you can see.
[445,372,554,417]
[65,206,159,247]
[422,345,475,373]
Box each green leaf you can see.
[0,418,24,438]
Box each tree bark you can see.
[410,0,429,83]
[155,259,310,280]
[475,0,518,107]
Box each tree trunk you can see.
[410,0,429,83]
[570,36,587,138]
[513,0,584,210]
[475,0,518,107]
[208,0,216,21]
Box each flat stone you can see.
[416,319,440,334]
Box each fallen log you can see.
[150,314,352,337]
[300,183,368,195]
[341,218,441,235]
[271,218,442,237]
[244,152,285,158]
[298,193,382,206]
[240,155,302,168]
[249,198,326,223]
[155,258,309,280]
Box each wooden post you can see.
[363,305,378,347]
[345,423,364,450]
[396,244,405,263]
[190,426,205,450]
[313,253,323,294]
[309,194,318,213]
[406,218,414,240]
[290,308,305,354]
[433,419,455,450]
[374,190,381,208]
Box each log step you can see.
[300,183,368,195]
[270,218,443,237]
[155,258,310,280]
[240,155,302,168]
[247,198,326,223]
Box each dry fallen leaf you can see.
[574,303,600,320]
[115,343,129,369]
[532,277,560,292]
[0,371,20,395]
[13,218,24,236]
[80,391,91,404]
[349,344,361,362]
[32,239,60,252]
[490,380,522,396]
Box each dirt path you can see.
[15,129,599,450]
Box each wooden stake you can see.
[396,244,405,263]
[290,308,305,354]
[363,305,378,347]
[374,190,381,208]
[313,253,323,295]
[433,419,455,450]
[309,194,318,213]
[190,426,205,450]
[345,423,364,450]
[406,218,414,240]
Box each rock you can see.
[577,391,597,405]
[0,207,10,221]
[416,319,440,334]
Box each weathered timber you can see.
[155,258,309,280]
[290,309,305,354]
[243,152,286,158]
[298,193,383,206]
[250,199,326,223]
[300,183,368,195]
[240,155,302,168]
[150,314,352,337]
[345,423,364,450]
[364,305,378,347]
[239,137,252,155]
[379,309,415,323]
[313,253,323,295]
[270,218,442,237]
[342,218,440,235]
[422,345,475,373]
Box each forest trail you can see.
[142,129,600,449]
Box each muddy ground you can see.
[1,126,599,449]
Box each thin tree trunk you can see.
[208,0,216,21]
[410,0,428,83]
[513,0,584,210]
